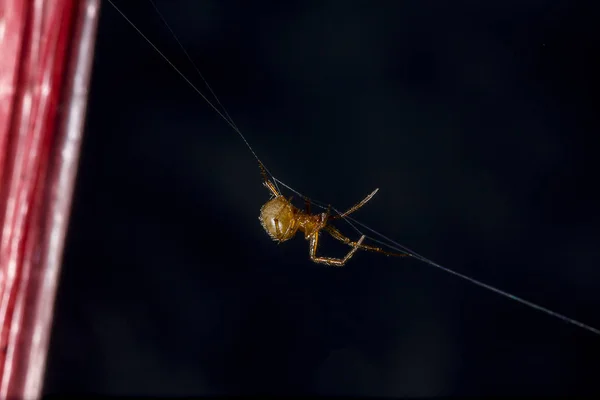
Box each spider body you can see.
[257,163,408,266]
[260,196,326,242]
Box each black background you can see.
[44,0,599,396]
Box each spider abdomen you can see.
[259,196,299,242]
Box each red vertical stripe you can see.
[0,0,100,398]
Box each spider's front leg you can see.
[308,231,365,267]
[324,225,410,258]
[330,188,379,220]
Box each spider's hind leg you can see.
[258,161,280,197]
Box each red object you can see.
[0,0,100,398]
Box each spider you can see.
[257,162,409,266]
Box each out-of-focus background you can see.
[43,0,599,396]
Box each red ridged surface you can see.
[0,0,100,398]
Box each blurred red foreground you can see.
[0,0,100,398]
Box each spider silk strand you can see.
[106,0,281,194]
[107,0,600,337]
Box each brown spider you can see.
[257,162,409,266]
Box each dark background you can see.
[44,0,599,396]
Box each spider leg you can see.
[309,231,365,267]
[324,225,410,258]
[258,161,280,197]
[331,188,379,220]
[304,197,312,214]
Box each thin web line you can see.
[106,0,600,337]
[106,0,281,193]
[147,0,239,132]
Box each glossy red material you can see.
[0,0,100,398]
